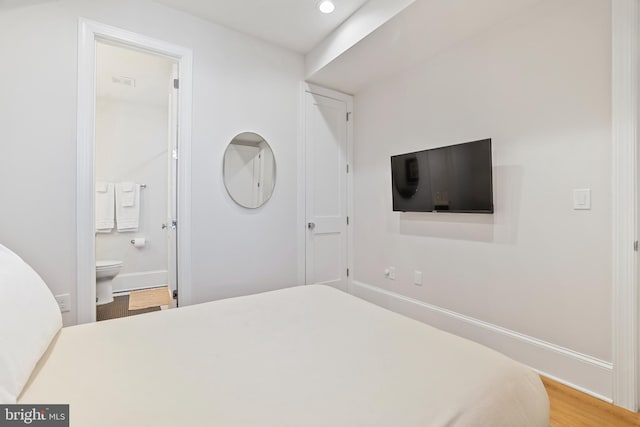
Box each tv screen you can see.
[391,139,494,213]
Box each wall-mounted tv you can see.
[391,139,494,213]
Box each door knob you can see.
[308,222,316,230]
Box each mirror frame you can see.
[222,131,276,209]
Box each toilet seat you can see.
[96,260,123,270]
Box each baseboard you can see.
[350,280,613,402]
[112,270,168,293]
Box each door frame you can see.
[299,83,354,290]
[76,18,193,324]
[612,0,638,411]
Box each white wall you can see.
[0,0,304,325]
[96,100,170,283]
[352,0,612,384]
[95,103,169,288]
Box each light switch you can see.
[573,189,591,210]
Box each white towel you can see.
[96,181,108,193]
[115,183,140,232]
[95,182,114,233]
[120,181,136,207]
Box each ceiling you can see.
[4,0,545,97]
[153,0,370,53]
[151,0,546,95]
[308,0,544,94]
[0,0,57,11]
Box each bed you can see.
[2,245,549,426]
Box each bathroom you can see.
[94,41,178,320]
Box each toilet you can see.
[96,260,123,305]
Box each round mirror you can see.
[223,132,276,209]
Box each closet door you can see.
[305,91,349,291]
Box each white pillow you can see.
[0,243,62,403]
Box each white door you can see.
[168,64,179,305]
[224,143,261,207]
[305,91,349,291]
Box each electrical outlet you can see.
[55,294,71,313]
[414,271,423,286]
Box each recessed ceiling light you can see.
[317,0,335,14]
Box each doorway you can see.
[94,41,178,321]
[303,85,353,292]
[76,19,193,324]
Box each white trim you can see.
[346,96,354,293]
[76,19,193,324]
[351,280,614,401]
[297,83,307,286]
[536,371,612,404]
[76,19,97,324]
[112,284,169,298]
[612,0,640,411]
[301,83,354,288]
[111,270,169,293]
[303,83,353,104]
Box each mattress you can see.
[19,285,549,426]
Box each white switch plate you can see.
[55,294,71,313]
[573,189,591,210]
[414,271,423,286]
[388,267,396,280]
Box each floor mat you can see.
[97,295,160,321]
[128,286,172,310]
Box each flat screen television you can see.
[391,139,494,213]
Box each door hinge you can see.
[172,149,178,160]
[173,78,180,89]
[635,241,638,252]
[172,289,178,300]
[346,164,349,174]
[346,268,350,277]
[346,112,351,122]
[346,216,349,225]
[162,220,178,230]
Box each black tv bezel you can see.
[391,138,494,214]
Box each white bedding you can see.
[19,285,549,426]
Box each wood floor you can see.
[543,376,640,426]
